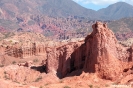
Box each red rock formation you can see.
[1,22,133,82]
[0,42,46,59]
[46,41,84,78]
[84,22,129,80]
[46,22,133,80]
[1,22,133,87]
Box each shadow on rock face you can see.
[46,22,133,81]
[31,65,46,73]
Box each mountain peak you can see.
[111,1,133,7]
[114,1,131,4]
[98,1,133,20]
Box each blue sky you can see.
[73,0,133,11]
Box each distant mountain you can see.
[0,0,99,20]
[40,0,98,19]
[98,2,133,20]
[0,1,133,20]
[0,0,133,40]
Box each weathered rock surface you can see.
[0,32,48,59]
[2,22,133,88]
[46,41,85,78]
[46,22,133,81]
[1,22,133,83]
[0,42,46,60]
[84,22,128,80]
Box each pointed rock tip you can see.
[85,21,108,43]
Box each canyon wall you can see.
[46,22,133,80]
[0,42,46,58]
[46,41,85,78]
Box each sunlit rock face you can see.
[46,22,133,80]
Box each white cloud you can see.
[73,0,133,5]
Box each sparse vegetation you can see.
[12,61,16,64]
[4,71,7,74]
[39,86,43,88]
[59,80,63,83]
[89,85,93,88]
[33,59,39,63]
[112,82,119,85]
[13,81,20,84]
[4,32,15,39]
[105,84,109,87]
[34,76,42,82]
[28,20,35,25]
[22,83,27,85]
[64,86,71,88]
[0,64,4,67]
[4,72,10,80]
[4,75,10,80]
[9,40,13,43]
[45,83,49,86]
[95,86,100,88]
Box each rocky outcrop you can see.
[46,41,84,78]
[46,22,133,80]
[0,32,48,59]
[0,42,46,59]
[84,22,129,80]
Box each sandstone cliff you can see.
[0,32,48,59]
[46,22,133,81]
[46,41,84,78]
[84,22,128,80]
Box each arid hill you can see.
[0,1,133,41]
[108,17,133,40]
[0,22,133,88]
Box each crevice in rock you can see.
[123,68,129,72]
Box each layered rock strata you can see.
[0,42,46,58]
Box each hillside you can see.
[0,0,98,19]
[0,1,133,41]
[108,17,133,40]
[98,2,133,20]
[0,1,133,20]
[0,0,98,40]
[40,0,99,19]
